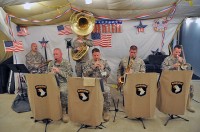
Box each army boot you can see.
[187,96,195,113]
[62,108,69,123]
[103,111,110,122]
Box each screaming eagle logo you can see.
[171,81,183,94]
[136,84,147,96]
[35,85,47,97]
[77,89,90,102]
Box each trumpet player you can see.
[83,48,111,122]
[162,45,191,70]
[48,48,73,123]
[117,45,146,85]
[72,35,93,77]
[162,45,195,113]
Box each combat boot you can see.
[62,108,69,123]
[103,111,110,122]
[187,96,195,113]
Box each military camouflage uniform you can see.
[162,55,193,96]
[117,57,146,79]
[72,39,93,77]
[83,59,111,112]
[25,51,46,73]
[48,59,73,111]
[162,55,191,70]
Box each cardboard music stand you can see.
[123,73,159,129]
[25,74,62,121]
[68,77,105,131]
[157,70,193,126]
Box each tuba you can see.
[70,11,95,61]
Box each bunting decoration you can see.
[16,25,29,36]
[153,18,168,32]
[93,20,122,33]
[134,20,147,33]
[6,4,177,24]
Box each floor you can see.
[0,80,200,132]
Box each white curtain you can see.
[12,18,183,84]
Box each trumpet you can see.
[177,55,188,70]
[95,59,107,77]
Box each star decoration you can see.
[134,20,147,33]
[39,37,49,48]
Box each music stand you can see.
[7,64,29,96]
[164,114,189,126]
[109,97,124,122]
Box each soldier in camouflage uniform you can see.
[25,43,46,73]
[117,45,146,86]
[48,48,73,123]
[83,48,111,122]
[162,45,195,113]
[72,35,93,77]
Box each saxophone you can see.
[118,59,134,86]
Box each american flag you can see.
[3,41,24,52]
[13,41,24,52]
[57,25,72,35]
[16,25,29,36]
[3,41,15,52]
[91,33,112,47]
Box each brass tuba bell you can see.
[70,10,95,61]
[70,10,95,36]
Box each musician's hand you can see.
[51,67,60,73]
[173,63,180,68]
[125,69,133,74]
[95,61,104,70]
[77,38,83,43]
[76,47,81,51]
[34,64,40,68]
[178,56,183,63]
[118,77,121,83]
[99,63,104,70]
[94,62,100,68]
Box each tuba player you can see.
[72,35,93,77]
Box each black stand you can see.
[117,84,125,106]
[8,64,31,113]
[7,64,29,96]
[65,38,72,62]
[77,122,106,132]
[109,98,124,122]
[31,117,52,132]
[164,114,189,126]
[124,116,146,129]
[193,99,200,103]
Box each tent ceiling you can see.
[0,0,200,26]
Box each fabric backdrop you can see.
[11,18,183,85]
